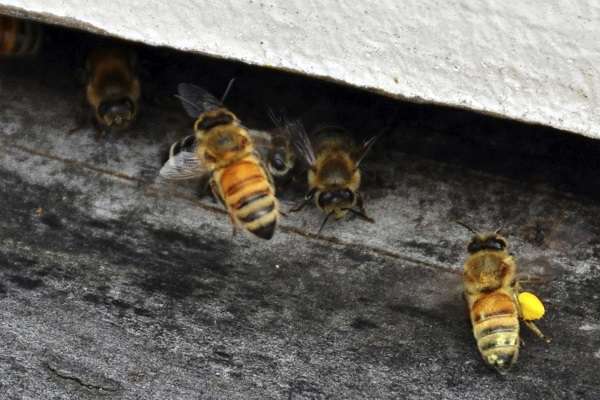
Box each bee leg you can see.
[92,118,109,140]
[516,274,546,285]
[317,211,335,235]
[347,193,375,223]
[290,188,316,213]
[278,201,288,218]
[357,193,371,216]
[515,290,551,344]
[195,177,214,201]
[346,208,375,223]
[68,99,92,135]
[523,320,551,343]
[290,198,310,213]
[209,179,226,208]
[95,129,108,141]
[67,122,86,135]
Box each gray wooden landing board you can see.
[1,60,600,400]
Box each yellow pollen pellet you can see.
[518,292,545,321]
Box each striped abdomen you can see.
[469,290,520,371]
[217,156,278,239]
[0,16,43,57]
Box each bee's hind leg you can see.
[523,320,551,344]
[195,176,214,202]
[209,179,227,208]
[208,179,237,237]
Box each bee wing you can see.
[355,134,380,167]
[267,107,285,130]
[267,108,298,140]
[175,83,223,119]
[159,135,209,180]
[248,128,273,149]
[286,118,316,167]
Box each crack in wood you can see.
[45,362,121,393]
[7,142,455,274]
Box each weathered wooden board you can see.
[1,34,600,400]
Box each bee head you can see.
[194,110,236,132]
[317,188,355,212]
[268,148,294,177]
[98,97,135,129]
[467,233,508,254]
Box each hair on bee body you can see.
[0,16,43,58]
[289,120,379,235]
[83,47,141,135]
[159,81,280,240]
[457,222,550,372]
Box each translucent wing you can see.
[267,108,285,130]
[286,118,316,167]
[159,135,209,180]
[175,83,223,119]
[267,108,298,141]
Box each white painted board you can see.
[1,0,599,139]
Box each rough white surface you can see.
[1,0,599,138]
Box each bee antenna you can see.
[455,220,478,234]
[495,225,505,235]
[221,78,236,104]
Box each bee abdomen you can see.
[236,192,278,240]
[221,160,278,240]
[475,319,520,371]
[0,17,42,57]
[471,293,520,371]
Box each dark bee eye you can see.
[317,191,334,208]
[271,154,286,171]
[341,189,354,201]
[467,241,482,253]
[486,239,505,251]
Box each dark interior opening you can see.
[3,19,600,201]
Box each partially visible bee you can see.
[84,47,140,133]
[291,123,378,234]
[0,16,43,57]
[246,126,295,182]
[263,110,298,180]
[160,82,279,240]
[459,222,550,372]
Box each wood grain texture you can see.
[1,35,600,400]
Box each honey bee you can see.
[0,16,43,57]
[160,82,279,240]
[84,47,140,133]
[291,123,378,234]
[459,222,550,372]
[263,110,298,179]
[246,125,296,182]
